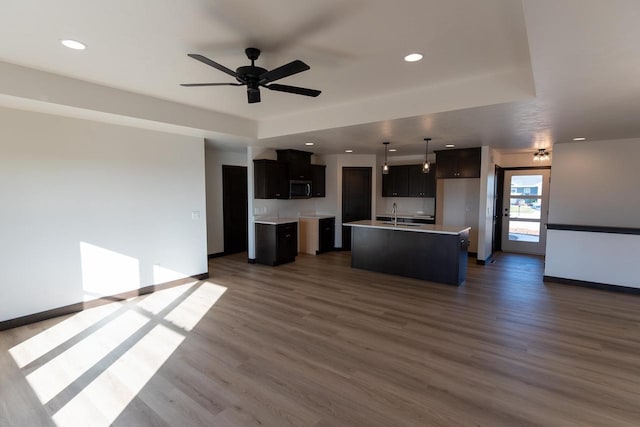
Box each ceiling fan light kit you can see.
[181,47,321,104]
[533,148,550,161]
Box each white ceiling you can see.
[1,0,639,155]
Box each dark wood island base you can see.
[348,221,470,285]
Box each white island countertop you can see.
[377,213,435,220]
[345,220,470,235]
[254,217,298,225]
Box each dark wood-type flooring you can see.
[2,252,640,426]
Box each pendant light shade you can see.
[422,138,431,173]
[382,142,390,175]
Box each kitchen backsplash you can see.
[379,197,435,215]
[253,198,319,219]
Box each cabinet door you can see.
[277,149,312,180]
[382,172,392,197]
[435,148,481,179]
[394,166,409,197]
[254,160,288,199]
[255,223,277,265]
[382,166,409,197]
[311,164,326,197]
[456,147,481,178]
[435,150,458,179]
[318,217,335,253]
[276,223,297,262]
[408,165,426,197]
[274,162,289,199]
[424,166,436,197]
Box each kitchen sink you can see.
[381,221,423,227]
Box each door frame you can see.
[493,165,505,253]
[500,166,551,255]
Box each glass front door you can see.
[501,169,550,255]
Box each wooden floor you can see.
[2,251,640,426]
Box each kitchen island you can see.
[345,220,471,285]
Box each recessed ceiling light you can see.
[60,39,86,50]
[305,142,314,146]
[404,53,423,62]
[345,149,353,153]
[572,137,586,141]
[388,148,397,152]
[445,144,455,148]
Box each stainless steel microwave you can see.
[289,180,312,199]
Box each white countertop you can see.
[345,220,469,235]
[299,214,335,219]
[377,213,435,220]
[254,217,298,225]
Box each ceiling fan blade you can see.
[247,88,261,104]
[259,60,310,84]
[265,84,321,97]
[187,54,238,78]
[180,83,243,87]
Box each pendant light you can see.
[422,138,432,173]
[533,148,550,162]
[382,142,390,174]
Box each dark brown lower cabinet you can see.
[255,222,298,266]
[318,217,335,253]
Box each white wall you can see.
[437,179,480,254]
[204,147,247,255]
[547,139,638,227]
[0,107,207,322]
[544,138,640,287]
[499,151,552,168]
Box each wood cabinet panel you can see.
[276,149,312,180]
[254,159,288,199]
[435,148,481,179]
[311,164,326,197]
[256,222,297,266]
[382,164,435,197]
[382,165,409,197]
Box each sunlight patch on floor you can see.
[164,282,226,331]
[52,324,185,427]
[9,303,121,369]
[8,280,228,427]
[135,281,197,315]
[26,310,149,404]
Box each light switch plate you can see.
[191,211,200,220]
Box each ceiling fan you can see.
[181,47,321,104]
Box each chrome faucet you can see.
[392,202,398,226]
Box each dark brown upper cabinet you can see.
[407,164,436,197]
[254,159,289,199]
[435,147,481,179]
[276,149,312,180]
[382,164,435,198]
[311,164,326,197]
[382,165,409,197]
